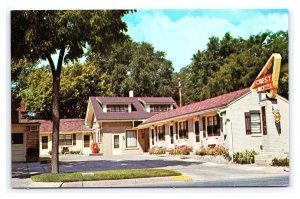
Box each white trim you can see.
[138,107,225,128]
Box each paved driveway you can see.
[11,154,289,187]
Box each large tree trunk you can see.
[51,73,60,173]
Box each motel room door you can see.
[112,133,122,155]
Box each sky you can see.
[123,9,288,72]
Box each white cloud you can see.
[125,12,288,72]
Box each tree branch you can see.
[47,55,56,75]
[56,47,66,76]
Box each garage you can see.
[12,132,26,162]
[11,123,40,162]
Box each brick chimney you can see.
[17,101,29,123]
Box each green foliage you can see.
[233,150,258,164]
[31,168,181,182]
[88,40,176,98]
[180,31,288,105]
[272,157,289,166]
[149,147,166,155]
[19,63,113,119]
[195,145,230,158]
[168,145,193,155]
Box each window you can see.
[59,134,72,145]
[126,131,137,147]
[170,126,174,144]
[157,125,165,141]
[195,121,200,142]
[150,105,171,112]
[245,111,261,135]
[84,135,90,148]
[113,135,119,148]
[12,133,23,144]
[206,115,220,137]
[151,129,155,145]
[106,105,128,112]
[72,134,76,146]
[178,121,188,139]
[42,136,48,149]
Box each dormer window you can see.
[150,105,171,112]
[106,105,129,112]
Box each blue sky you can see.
[123,9,288,72]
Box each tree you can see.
[181,30,288,102]
[11,10,132,173]
[88,40,175,98]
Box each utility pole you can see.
[178,78,182,107]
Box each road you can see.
[126,175,289,187]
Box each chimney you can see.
[17,101,28,123]
[129,90,134,98]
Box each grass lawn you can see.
[31,168,181,182]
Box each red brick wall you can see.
[102,122,133,133]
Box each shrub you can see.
[69,150,82,155]
[149,147,166,155]
[233,150,258,164]
[48,150,52,155]
[195,145,230,158]
[272,157,289,166]
[168,145,193,155]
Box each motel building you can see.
[12,89,288,165]
[136,88,289,165]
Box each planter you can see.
[194,155,230,164]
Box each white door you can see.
[12,133,26,162]
[112,134,121,155]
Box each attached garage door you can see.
[12,133,26,162]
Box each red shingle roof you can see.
[143,88,250,124]
[90,96,177,121]
[138,97,176,104]
[33,119,92,133]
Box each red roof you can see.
[90,96,177,121]
[138,97,176,104]
[143,88,250,124]
[33,119,92,133]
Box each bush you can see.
[149,147,166,155]
[272,157,289,166]
[233,150,258,164]
[168,145,193,155]
[195,145,230,158]
[69,150,82,155]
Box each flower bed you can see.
[168,145,193,155]
[195,145,230,159]
[149,147,166,155]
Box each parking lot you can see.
[11,154,289,188]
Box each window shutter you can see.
[261,107,267,135]
[245,112,251,135]
[217,115,221,136]
[202,117,206,138]
[185,120,189,139]
[155,126,158,141]
[163,125,166,141]
[175,122,178,140]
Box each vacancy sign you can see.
[254,74,273,92]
